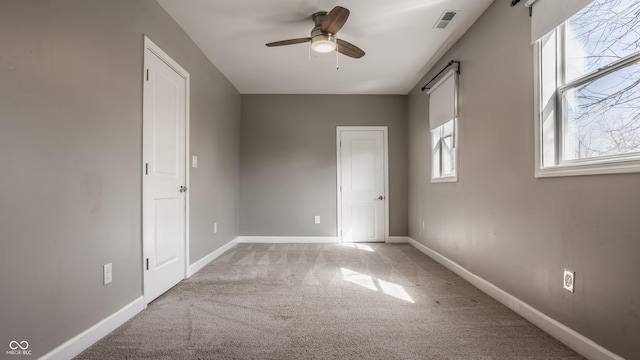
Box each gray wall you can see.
[240,95,408,237]
[407,2,640,358]
[0,1,240,358]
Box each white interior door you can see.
[143,38,189,304]
[338,128,387,243]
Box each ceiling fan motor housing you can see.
[312,11,328,29]
[310,11,336,53]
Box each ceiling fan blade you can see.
[266,38,311,47]
[321,6,350,34]
[337,39,365,59]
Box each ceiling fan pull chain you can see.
[308,42,311,62]
[336,41,340,70]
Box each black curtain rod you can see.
[421,60,460,92]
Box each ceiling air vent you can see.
[434,10,458,29]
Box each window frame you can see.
[429,71,459,183]
[535,12,640,178]
[431,119,458,183]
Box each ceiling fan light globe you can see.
[311,34,336,53]
[312,42,335,53]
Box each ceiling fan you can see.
[265,6,365,59]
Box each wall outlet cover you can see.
[563,269,575,292]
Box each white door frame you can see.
[142,36,190,303]
[336,126,389,243]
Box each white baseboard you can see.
[387,236,410,243]
[237,236,338,244]
[235,236,409,244]
[40,296,144,360]
[237,236,410,244]
[407,238,623,360]
[187,237,239,277]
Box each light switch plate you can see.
[104,263,113,285]
[192,155,198,168]
[315,216,320,224]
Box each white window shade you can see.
[428,70,456,130]
[529,0,593,43]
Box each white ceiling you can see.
[157,0,494,95]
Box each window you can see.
[432,120,455,179]
[537,0,640,177]
[429,70,458,182]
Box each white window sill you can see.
[431,175,458,183]
[535,160,640,178]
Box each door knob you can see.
[375,195,384,200]
[179,186,188,193]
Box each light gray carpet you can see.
[76,243,583,359]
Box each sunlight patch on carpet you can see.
[378,278,415,303]
[341,268,377,291]
[340,267,415,303]
[340,243,375,252]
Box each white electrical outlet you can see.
[563,269,575,293]
[314,216,320,224]
[214,222,218,233]
[103,263,113,285]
